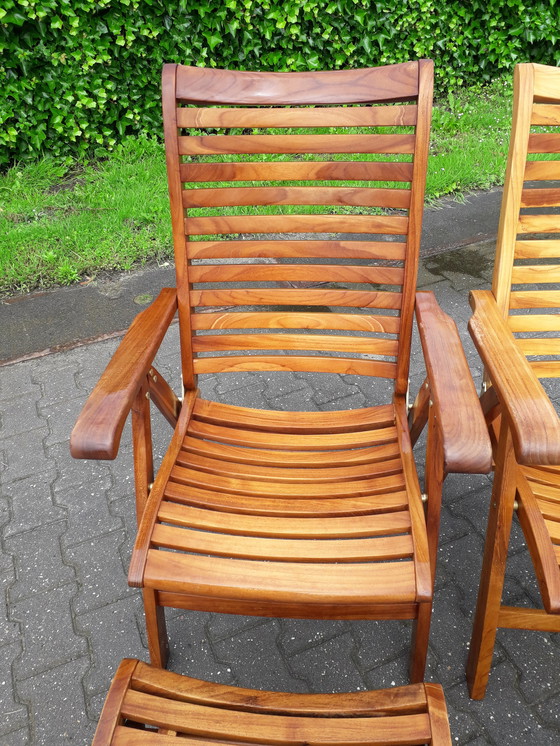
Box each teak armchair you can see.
[71,60,490,683]
[466,63,560,699]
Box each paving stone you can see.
[289,631,366,693]
[12,583,87,680]
[166,609,235,684]
[3,468,65,538]
[317,390,366,411]
[0,397,47,441]
[0,364,41,402]
[31,363,83,407]
[76,595,145,697]
[0,642,28,738]
[362,653,410,690]
[279,619,350,656]
[339,374,394,406]
[217,384,271,410]
[442,681,493,746]
[0,570,20,646]
[65,530,136,615]
[1,727,30,745]
[262,372,313,400]
[350,619,411,672]
[55,481,122,550]
[215,372,265,394]
[429,585,475,688]
[41,397,88,448]
[0,429,49,484]
[16,657,93,745]
[448,660,559,745]
[213,619,308,692]
[500,627,560,704]
[6,522,75,602]
[266,386,319,411]
[49,443,111,494]
[536,689,560,731]
[206,613,267,642]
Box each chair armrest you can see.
[70,288,178,460]
[469,289,560,465]
[415,291,492,474]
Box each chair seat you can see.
[92,659,452,745]
[141,398,427,617]
[518,464,560,613]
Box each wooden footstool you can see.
[93,659,452,745]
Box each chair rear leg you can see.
[143,588,169,668]
[410,601,432,683]
[466,423,517,699]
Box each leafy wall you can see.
[1,0,558,165]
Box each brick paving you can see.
[1,239,560,744]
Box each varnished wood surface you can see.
[93,658,452,744]
[415,291,491,474]
[469,290,560,465]
[174,62,421,105]
[70,288,177,460]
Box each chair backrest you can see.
[162,61,433,394]
[492,63,560,379]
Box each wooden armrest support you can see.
[70,288,178,460]
[468,289,560,465]
[415,291,492,474]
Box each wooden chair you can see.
[466,62,560,699]
[71,61,491,682]
[92,658,452,745]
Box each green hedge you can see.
[1,0,558,166]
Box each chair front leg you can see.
[425,403,444,588]
[132,377,154,522]
[466,418,517,699]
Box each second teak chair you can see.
[71,59,491,683]
[467,62,560,699]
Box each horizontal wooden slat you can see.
[515,240,560,258]
[187,239,407,260]
[175,450,402,483]
[192,333,398,356]
[181,160,415,184]
[189,263,404,285]
[531,103,560,125]
[520,188,560,208]
[530,360,560,377]
[518,215,560,234]
[170,464,404,499]
[177,104,418,128]
[528,133,560,154]
[129,661,431,715]
[175,63,420,106]
[190,288,402,309]
[191,311,401,334]
[533,64,560,103]
[144,550,417,604]
[515,337,560,356]
[186,214,409,235]
[152,524,413,562]
[510,290,560,309]
[158,501,411,538]
[183,185,411,209]
[511,265,560,284]
[179,134,416,155]
[192,355,397,378]
[188,418,398,450]
[524,160,560,181]
[181,435,401,468]
[193,398,395,433]
[120,689,430,744]
[164,481,408,517]
[545,518,560,543]
[508,314,560,332]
